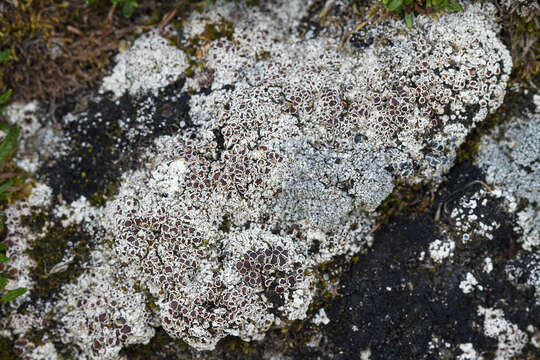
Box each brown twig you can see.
[160,6,180,34]
[107,3,117,23]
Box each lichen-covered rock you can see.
[506,253,540,305]
[101,29,188,98]
[475,99,539,251]
[55,249,155,360]
[286,88,539,359]
[477,307,529,359]
[0,0,520,358]
[289,160,538,359]
[101,0,511,352]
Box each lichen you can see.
[0,1,521,358]
[98,0,511,352]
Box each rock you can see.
[0,0,525,359]
[288,91,539,360]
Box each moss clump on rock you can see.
[0,336,18,360]
[23,215,91,300]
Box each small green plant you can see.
[381,0,463,29]
[85,0,139,18]
[0,49,27,303]
[0,49,12,116]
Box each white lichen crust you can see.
[475,101,539,251]
[101,0,511,351]
[1,0,515,357]
[101,29,188,98]
[478,307,528,359]
[55,249,155,360]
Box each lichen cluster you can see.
[0,1,522,359]
[475,97,539,251]
[96,0,512,353]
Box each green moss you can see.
[221,336,253,354]
[376,182,432,223]
[121,327,189,359]
[88,180,120,207]
[0,336,17,360]
[23,213,91,299]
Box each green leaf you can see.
[122,1,138,18]
[386,0,403,11]
[432,0,443,7]
[0,219,3,234]
[0,179,14,201]
[0,244,7,251]
[0,124,19,163]
[404,0,413,5]
[0,253,8,263]
[1,287,27,302]
[0,179,14,196]
[0,50,11,63]
[447,0,463,11]
[0,277,7,290]
[404,12,414,29]
[0,89,12,116]
[427,0,432,7]
[0,89,12,106]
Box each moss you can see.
[88,180,120,207]
[23,213,91,300]
[221,335,253,354]
[121,327,189,359]
[376,182,433,224]
[24,328,47,349]
[0,0,210,103]
[0,129,34,209]
[501,12,540,86]
[0,336,18,360]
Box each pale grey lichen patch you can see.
[4,101,65,174]
[54,247,155,360]
[477,306,529,359]
[457,343,478,360]
[53,196,101,231]
[475,101,539,251]
[459,272,483,294]
[101,29,188,98]
[448,188,503,243]
[1,183,53,295]
[506,253,540,305]
[428,237,455,263]
[312,308,330,326]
